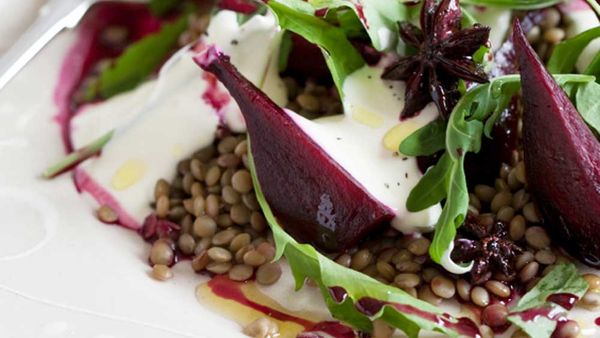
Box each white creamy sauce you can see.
[71,11,285,224]
[290,65,442,235]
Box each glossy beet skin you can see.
[194,47,395,251]
[513,20,600,266]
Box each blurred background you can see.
[0,0,46,54]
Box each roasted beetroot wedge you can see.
[194,47,394,251]
[513,20,600,266]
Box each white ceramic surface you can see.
[0,29,248,338]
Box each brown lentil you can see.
[244,250,267,267]
[97,205,119,223]
[242,193,260,211]
[232,169,253,194]
[491,191,512,213]
[525,226,550,249]
[228,264,254,282]
[222,185,241,204]
[523,202,541,223]
[212,229,237,246]
[194,216,217,238]
[234,140,248,157]
[154,178,170,199]
[509,215,526,241]
[151,264,173,281]
[519,261,540,283]
[256,242,276,261]
[456,279,472,302]
[230,233,251,252]
[512,189,530,211]
[474,184,496,203]
[395,261,421,273]
[372,320,394,338]
[256,262,282,285]
[418,285,442,305]
[206,261,232,274]
[156,195,170,219]
[535,249,556,265]
[351,249,373,271]
[336,254,352,267]
[481,304,508,328]
[205,194,220,217]
[394,273,421,288]
[484,280,511,298]
[392,249,413,264]
[218,136,238,154]
[376,261,396,281]
[515,251,535,270]
[205,166,221,186]
[544,27,565,44]
[250,212,267,232]
[584,273,600,290]
[178,233,196,255]
[421,267,441,283]
[471,286,490,307]
[407,238,431,256]
[207,247,232,263]
[230,203,251,225]
[296,93,321,112]
[430,276,456,299]
[555,320,580,338]
[150,240,174,266]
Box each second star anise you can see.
[382,0,490,119]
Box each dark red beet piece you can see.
[194,46,394,251]
[513,19,600,266]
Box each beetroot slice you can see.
[513,20,600,266]
[194,46,394,251]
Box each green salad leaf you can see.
[575,81,600,135]
[247,149,477,338]
[267,0,365,93]
[547,26,600,74]
[95,14,188,99]
[508,264,588,336]
[401,74,595,266]
[308,0,409,51]
[461,0,563,9]
[511,264,588,313]
[584,52,600,79]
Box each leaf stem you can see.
[42,130,114,179]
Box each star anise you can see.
[451,213,523,284]
[382,0,490,119]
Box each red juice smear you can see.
[207,275,315,328]
[73,169,140,229]
[547,293,579,311]
[595,316,600,326]
[297,321,357,338]
[356,297,481,337]
[54,2,161,153]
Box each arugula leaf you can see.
[267,0,365,93]
[547,27,600,74]
[461,0,563,9]
[507,264,588,337]
[308,0,408,51]
[247,148,476,338]
[575,80,600,135]
[512,264,588,312]
[403,74,595,266]
[96,15,188,99]
[399,119,446,157]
